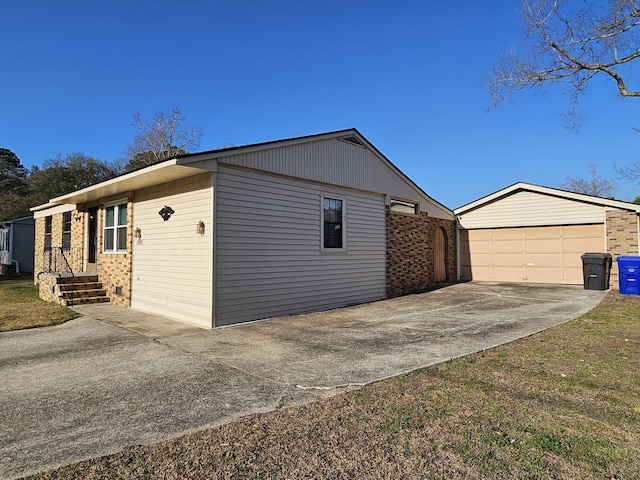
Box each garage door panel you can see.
[468,229,493,241]
[562,224,604,239]
[525,238,562,253]
[526,267,563,282]
[563,236,603,252]
[493,253,523,267]
[526,253,562,268]
[563,253,584,268]
[467,252,493,266]
[462,224,605,284]
[526,226,563,238]
[492,239,524,253]
[491,229,523,240]
[492,266,525,281]
[563,266,583,281]
[467,240,492,254]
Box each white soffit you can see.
[32,160,210,208]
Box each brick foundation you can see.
[386,208,456,297]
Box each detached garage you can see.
[454,182,640,286]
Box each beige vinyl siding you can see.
[214,165,386,326]
[457,191,605,229]
[131,173,213,327]
[218,137,452,220]
[459,224,604,284]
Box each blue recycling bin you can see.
[616,256,640,295]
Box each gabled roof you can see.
[454,181,640,215]
[31,128,453,218]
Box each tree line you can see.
[0,108,202,221]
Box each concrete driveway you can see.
[0,282,607,479]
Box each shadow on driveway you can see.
[0,282,607,479]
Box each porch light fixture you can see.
[134,227,142,239]
[197,221,205,235]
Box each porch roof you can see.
[31,159,212,213]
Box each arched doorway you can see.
[434,227,447,283]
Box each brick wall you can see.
[34,210,84,282]
[606,209,639,289]
[386,208,456,297]
[34,217,45,281]
[35,201,134,306]
[97,199,133,307]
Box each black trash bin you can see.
[581,253,612,290]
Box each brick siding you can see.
[96,199,133,307]
[386,208,456,297]
[35,201,133,307]
[606,209,640,289]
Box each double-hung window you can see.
[44,216,52,251]
[322,196,345,251]
[62,212,72,251]
[103,202,128,253]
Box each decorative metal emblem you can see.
[159,206,175,221]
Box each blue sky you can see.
[2,0,640,209]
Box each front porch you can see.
[38,272,110,307]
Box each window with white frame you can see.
[390,198,419,215]
[322,196,345,250]
[44,216,52,251]
[62,212,72,251]
[103,202,128,253]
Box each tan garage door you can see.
[460,224,604,284]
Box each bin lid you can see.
[581,253,612,258]
[616,255,640,263]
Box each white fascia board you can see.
[455,182,640,215]
[33,203,77,219]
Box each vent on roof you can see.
[338,134,365,148]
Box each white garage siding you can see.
[131,173,214,327]
[459,224,605,284]
[214,165,386,326]
[457,190,605,229]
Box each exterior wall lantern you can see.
[134,227,142,239]
[197,221,205,235]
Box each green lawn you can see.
[0,280,79,332]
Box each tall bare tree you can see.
[561,164,616,197]
[490,0,640,127]
[125,108,203,171]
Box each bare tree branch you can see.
[125,108,203,170]
[490,0,640,113]
[561,164,616,197]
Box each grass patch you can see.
[27,291,640,479]
[0,281,79,332]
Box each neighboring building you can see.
[0,216,35,274]
[32,129,456,328]
[454,182,640,287]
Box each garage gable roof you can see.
[454,182,640,215]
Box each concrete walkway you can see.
[0,282,607,479]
